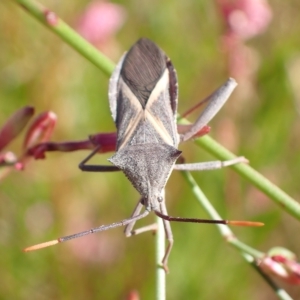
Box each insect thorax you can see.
[108,143,181,210]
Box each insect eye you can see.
[158,196,163,202]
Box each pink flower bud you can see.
[23,111,57,150]
[0,106,34,151]
[259,247,300,285]
[0,151,17,165]
[126,290,140,300]
[44,10,58,26]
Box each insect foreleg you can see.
[79,145,120,172]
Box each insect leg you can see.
[173,156,248,171]
[124,198,158,237]
[79,145,120,172]
[180,78,237,142]
[159,201,173,273]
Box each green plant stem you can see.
[193,134,300,220]
[156,214,166,300]
[250,260,294,300]
[181,170,264,258]
[14,0,114,76]
[181,170,293,300]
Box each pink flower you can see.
[218,0,272,40]
[0,107,58,174]
[0,106,34,152]
[259,247,300,285]
[23,111,57,151]
[76,1,126,46]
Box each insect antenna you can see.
[154,210,264,227]
[181,94,212,118]
[23,210,150,252]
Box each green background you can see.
[1,1,300,299]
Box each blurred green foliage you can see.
[1,1,300,299]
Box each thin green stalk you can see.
[249,258,294,300]
[181,170,264,258]
[181,170,293,300]
[156,214,166,300]
[241,254,294,300]
[14,0,114,76]
[193,134,300,220]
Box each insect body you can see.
[24,38,261,271]
[108,38,181,212]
